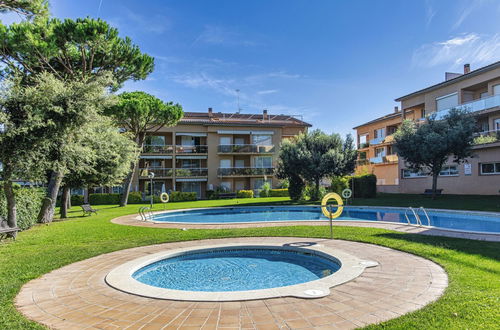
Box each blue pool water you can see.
[152,206,500,234]
[133,248,340,291]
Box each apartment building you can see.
[353,108,402,193]
[354,61,500,195]
[132,109,310,198]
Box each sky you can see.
[2,0,500,136]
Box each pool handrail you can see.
[404,207,422,226]
[419,207,431,226]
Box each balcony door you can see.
[254,156,272,168]
[219,136,231,145]
[180,182,201,197]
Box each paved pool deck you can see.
[16,237,447,329]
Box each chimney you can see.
[464,63,470,74]
[208,107,213,118]
[263,109,268,120]
[394,106,399,113]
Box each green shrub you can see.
[269,189,289,197]
[206,190,218,200]
[349,174,376,198]
[89,193,121,205]
[330,176,349,195]
[70,194,84,206]
[304,184,327,201]
[170,191,197,202]
[127,192,143,204]
[473,135,498,145]
[0,187,44,230]
[259,182,271,197]
[237,190,254,198]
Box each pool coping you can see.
[105,243,378,301]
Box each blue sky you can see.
[3,0,500,136]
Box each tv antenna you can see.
[235,89,242,113]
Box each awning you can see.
[176,178,208,182]
[175,155,207,159]
[175,132,207,137]
[217,130,274,135]
[140,155,172,159]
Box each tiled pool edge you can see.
[105,243,378,301]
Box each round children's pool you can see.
[132,248,340,292]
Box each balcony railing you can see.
[217,167,275,176]
[436,94,500,119]
[473,130,500,145]
[369,155,398,164]
[217,144,275,153]
[356,159,370,166]
[175,168,208,177]
[142,144,174,153]
[358,142,369,149]
[175,145,208,153]
[369,137,385,145]
[139,168,173,177]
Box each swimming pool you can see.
[150,206,500,234]
[133,248,340,292]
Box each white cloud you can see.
[412,33,500,68]
[109,8,170,35]
[425,0,437,27]
[257,89,278,95]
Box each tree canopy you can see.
[394,109,476,197]
[0,0,48,17]
[277,129,357,200]
[106,91,183,206]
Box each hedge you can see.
[0,186,44,230]
[70,194,84,206]
[236,190,254,198]
[170,191,197,202]
[269,189,289,197]
[89,193,121,205]
[349,174,377,198]
[127,192,143,204]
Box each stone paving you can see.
[16,237,447,329]
[112,213,500,242]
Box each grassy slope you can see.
[0,197,499,329]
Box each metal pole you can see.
[150,177,153,208]
[328,204,333,239]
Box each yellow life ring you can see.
[321,192,344,219]
[160,192,169,203]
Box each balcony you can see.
[435,94,500,119]
[369,137,385,145]
[139,168,173,177]
[217,167,275,176]
[473,130,500,146]
[175,168,208,177]
[369,155,398,164]
[217,144,275,154]
[175,145,208,154]
[358,142,369,149]
[142,145,174,154]
[356,159,370,166]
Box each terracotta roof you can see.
[179,111,311,127]
[352,111,401,129]
[395,61,500,101]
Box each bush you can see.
[0,187,44,230]
[269,189,289,197]
[206,190,219,200]
[330,176,349,195]
[89,193,121,205]
[304,184,327,201]
[259,182,271,197]
[349,174,376,198]
[170,191,197,202]
[127,191,143,204]
[71,194,84,206]
[236,190,254,198]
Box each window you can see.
[436,92,458,111]
[181,182,201,196]
[252,134,272,146]
[235,181,245,191]
[220,181,232,191]
[219,136,231,145]
[374,128,385,139]
[402,169,427,178]
[439,165,459,176]
[234,159,245,168]
[358,151,367,160]
[145,135,165,146]
[387,145,395,155]
[495,119,500,131]
[253,178,271,190]
[480,91,489,99]
[146,159,163,168]
[494,84,500,95]
[375,147,385,157]
[220,159,231,168]
[234,137,245,145]
[480,121,489,132]
[111,186,123,194]
[181,159,200,168]
[254,156,272,168]
[0,123,4,133]
[480,162,500,175]
[359,134,368,145]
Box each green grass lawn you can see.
[0,197,499,329]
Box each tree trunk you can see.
[431,172,439,200]
[314,177,321,201]
[60,186,70,219]
[4,179,17,229]
[67,188,72,209]
[120,160,137,207]
[37,170,63,223]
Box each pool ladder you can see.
[139,207,153,221]
[404,207,431,226]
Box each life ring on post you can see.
[160,192,169,203]
[321,193,344,219]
